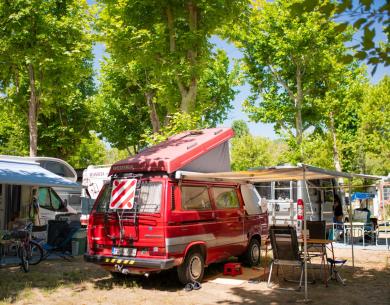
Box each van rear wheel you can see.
[242,238,261,267]
[177,249,205,284]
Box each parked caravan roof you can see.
[0,155,77,182]
[0,158,80,188]
[110,128,234,175]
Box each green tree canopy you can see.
[96,0,242,147]
[228,0,362,164]
[231,120,250,138]
[231,134,287,171]
[0,0,93,156]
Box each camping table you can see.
[343,222,366,246]
[299,238,334,287]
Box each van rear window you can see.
[94,182,162,213]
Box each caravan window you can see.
[321,180,334,202]
[256,183,272,200]
[383,186,390,200]
[274,181,291,200]
[40,161,75,180]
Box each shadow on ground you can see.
[215,263,390,305]
[1,255,389,304]
[0,257,108,303]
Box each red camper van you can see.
[85,128,268,284]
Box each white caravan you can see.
[0,158,79,231]
[255,179,342,226]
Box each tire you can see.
[177,249,205,284]
[242,238,261,267]
[18,246,29,272]
[28,240,43,265]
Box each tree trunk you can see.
[145,91,160,133]
[179,78,197,113]
[166,6,176,53]
[28,63,38,157]
[167,2,198,113]
[329,112,342,172]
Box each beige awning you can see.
[176,163,381,183]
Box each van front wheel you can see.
[177,250,205,284]
[242,238,261,267]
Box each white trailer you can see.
[80,165,111,225]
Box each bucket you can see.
[71,228,87,256]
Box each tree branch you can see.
[268,64,296,101]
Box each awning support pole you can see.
[348,178,355,269]
[303,165,308,301]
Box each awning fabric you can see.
[177,164,350,182]
[351,192,375,201]
[176,164,381,183]
[0,159,80,188]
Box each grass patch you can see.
[0,257,108,303]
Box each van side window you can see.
[212,188,239,209]
[38,188,51,209]
[181,186,211,210]
[95,184,111,212]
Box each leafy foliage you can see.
[229,0,352,159]
[231,134,288,171]
[357,76,390,175]
[231,120,250,138]
[289,0,389,70]
[68,133,107,169]
[96,0,242,148]
[0,0,94,156]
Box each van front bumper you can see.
[84,254,177,270]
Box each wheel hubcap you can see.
[251,244,260,262]
[189,256,202,279]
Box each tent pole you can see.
[348,179,355,269]
[303,165,308,301]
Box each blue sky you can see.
[90,1,389,139]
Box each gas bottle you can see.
[297,199,304,237]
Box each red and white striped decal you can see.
[109,179,137,209]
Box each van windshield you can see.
[94,181,162,214]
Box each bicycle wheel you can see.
[28,240,43,265]
[18,246,29,272]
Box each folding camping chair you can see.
[43,220,80,260]
[306,221,329,284]
[376,221,390,249]
[267,225,313,291]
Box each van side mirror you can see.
[63,199,68,208]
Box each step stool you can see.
[223,262,242,276]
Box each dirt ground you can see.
[0,248,389,305]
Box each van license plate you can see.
[112,247,137,257]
